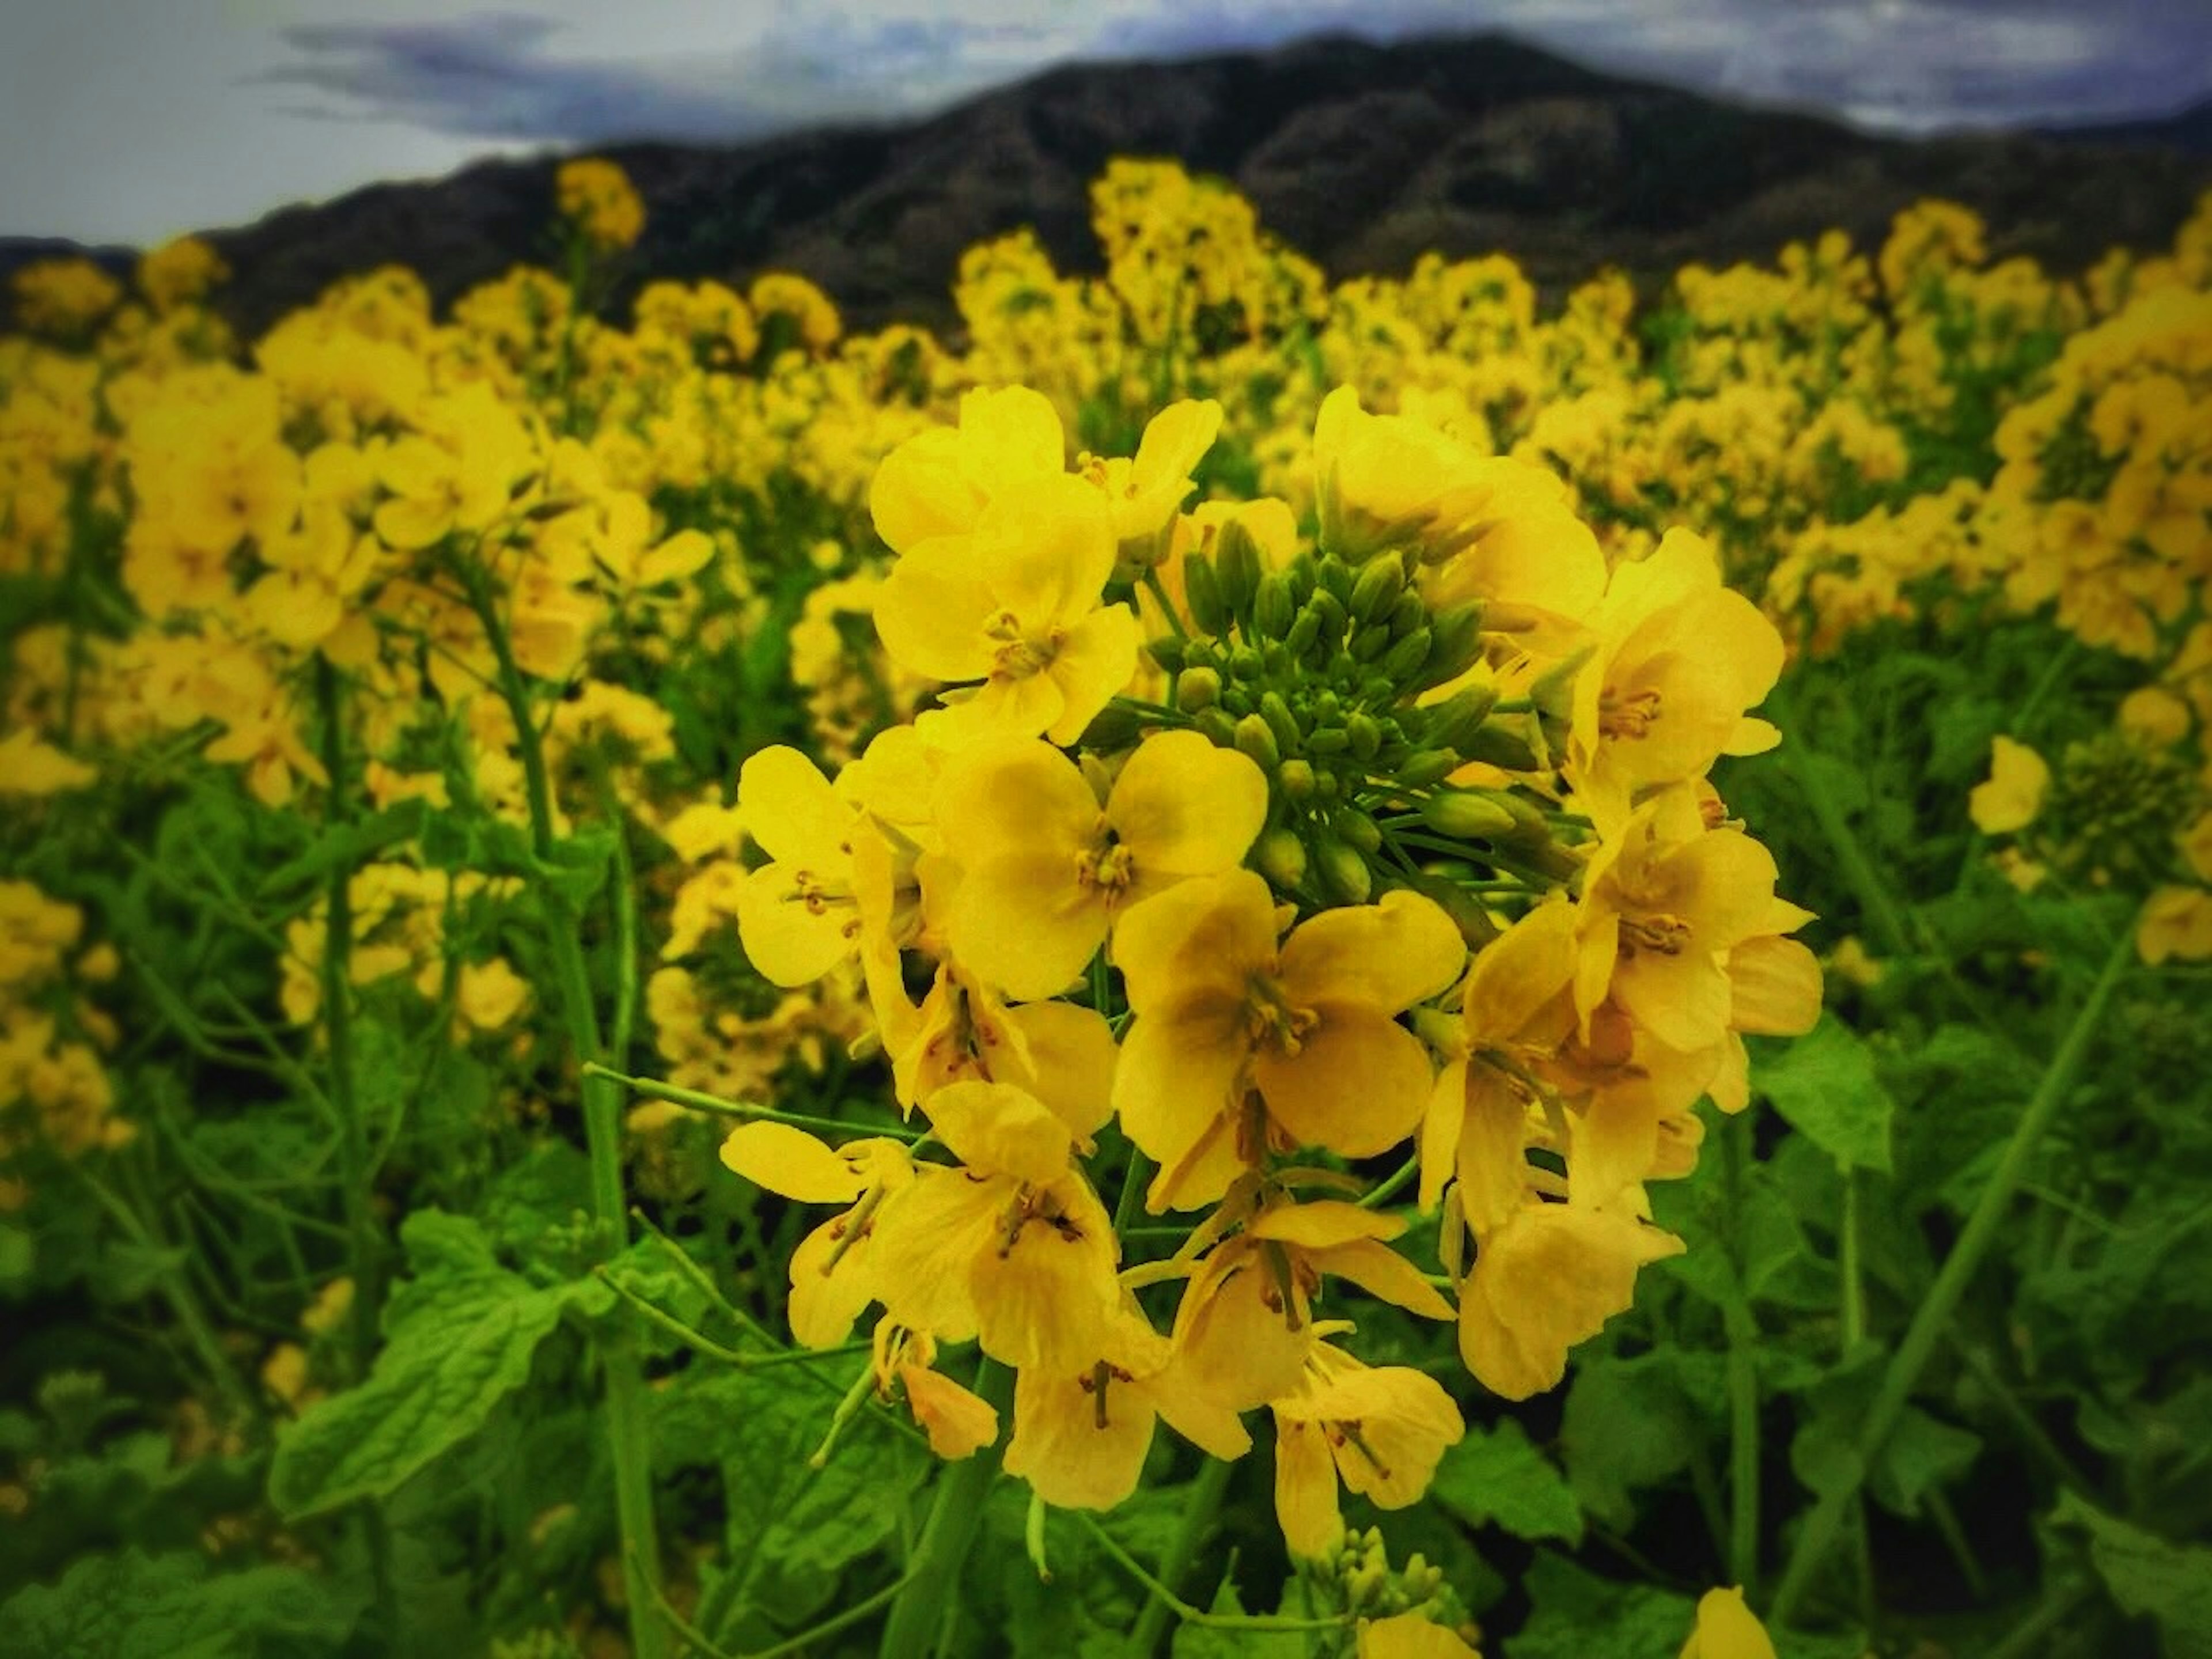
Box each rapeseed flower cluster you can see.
[717,370,1815,1555]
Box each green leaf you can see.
[655,1363,926,1637]
[1753,1014,1895,1175]
[0,1549,358,1659]
[1562,1356,1700,1532]
[1429,1418,1584,1546]
[2053,1492,2212,1658]
[1866,1407,1982,1518]
[268,1211,582,1519]
[260,798,429,895]
[1503,1551,1694,1659]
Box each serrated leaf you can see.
[2054,1492,2212,1658]
[654,1363,927,1636]
[0,1549,358,1659]
[268,1211,580,1519]
[1753,1014,1895,1175]
[1429,1418,1584,1546]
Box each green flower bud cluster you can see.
[2043,732,2200,887]
[1311,1524,1472,1634]
[1148,529,1574,913]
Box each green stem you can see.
[72,1163,256,1424]
[1076,1512,1351,1634]
[463,560,670,1659]
[1724,1113,1761,1598]
[1770,918,2138,1628]
[878,1359,1013,1659]
[1127,1455,1234,1657]
[1985,1583,2090,1659]
[313,656,385,1379]
[586,1063,922,1142]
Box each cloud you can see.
[252,0,2212,153]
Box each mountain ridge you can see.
[7,31,2209,339]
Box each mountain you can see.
[8,33,2211,341]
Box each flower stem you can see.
[878,1358,1013,1659]
[1769,917,2137,1628]
[462,560,669,1659]
[1127,1454,1234,1657]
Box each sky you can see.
[2,0,2207,246]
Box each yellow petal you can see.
[720,1122,863,1204]
[1279,891,1465,1016]
[1005,1360,1154,1509]
[1043,603,1141,746]
[1679,1586,1778,1659]
[1272,1416,1342,1559]
[1256,1012,1434,1158]
[1969,736,2051,835]
[923,1080,1074,1183]
[1107,731,1270,880]
[902,1362,1001,1460]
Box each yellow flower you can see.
[1420,896,1578,1226]
[1082,397,1224,574]
[868,1081,1122,1370]
[1272,1340,1464,1558]
[456,958,530,1031]
[869,385,1065,556]
[934,731,1268,1000]
[876,474,1141,748]
[1456,1203,1680,1399]
[732,747,868,987]
[1566,528,1786,833]
[720,1124,914,1348]
[1174,1199,1454,1412]
[876,1325,1000,1460]
[1968,736,2051,835]
[1004,1304,1249,1509]
[1574,789,1808,1057]
[1112,872,1464,1211]
[0,730,97,796]
[1679,1586,1776,1659]
[555,158,645,251]
[1312,387,1604,629]
[2138,885,2212,965]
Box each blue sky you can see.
[3,0,2207,245]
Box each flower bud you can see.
[1395,746,1458,789]
[1315,834,1372,903]
[1345,712,1381,762]
[1309,588,1349,654]
[1384,588,1427,639]
[1253,572,1297,640]
[1183,552,1229,637]
[1146,634,1188,673]
[1234,713,1281,771]
[1460,720,1541,772]
[1212,517,1262,620]
[1280,759,1317,800]
[1350,623,1392,663]
[1260,691,1301,756]
[1284,605,1322,661]
[1195,707,1238,747]
[1420,790,1520,839]
[1349,555,1405,625]
[1228,644,1265,681]
[1255,825,1308,889]
[1334,806,1382,854]
[1411,600,1484,691]
[1077,701,1145,750]
[1305,727,1350,756]
[1176,666,1223,713]
[1380,626,1433,685]
[1420,683,1498,755]
[1316,554,1354,605]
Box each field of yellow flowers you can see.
[1,154,2208,1659]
